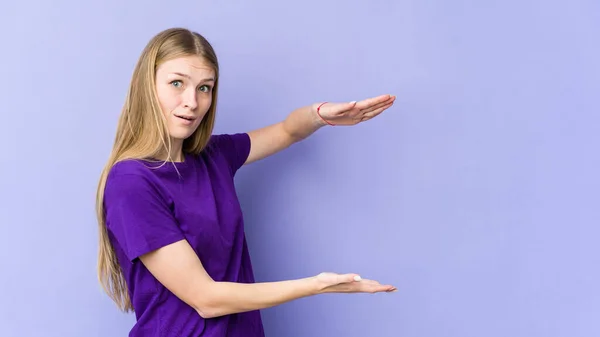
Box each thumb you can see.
[341,101,357,112]
[339,273,362,284]
[329,101,357,113]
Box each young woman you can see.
[96,27,396,337]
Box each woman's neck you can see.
[157,140,185,162]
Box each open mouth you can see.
[175,114,196,122]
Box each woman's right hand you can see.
[313,272,397,294]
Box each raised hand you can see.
[314,94,396,126]
[313,272,397,294]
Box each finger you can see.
[323,101,357,116]
[357,94,392,108]
[357,279,380,285]
[351,278,395,292]
[360,103,394,122]
[362,283,396,294]
[355,94,394,110]
[361,103,393,120]
[361,96,395,115]
[338,101,358,115]
[338,273,362,284]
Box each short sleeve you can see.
[103,170,185,262]
[210,133,251,174]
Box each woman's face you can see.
[155,55,216,142]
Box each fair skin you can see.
[155,55,216,161]
[147,55,397,319]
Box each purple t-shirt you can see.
[103,133,264,337]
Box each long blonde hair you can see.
[95,28,220,312]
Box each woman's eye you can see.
[198,85,211,93]
[170,80,183,88]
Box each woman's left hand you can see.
[314,94,396,126]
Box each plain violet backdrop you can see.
[1,0,599,336]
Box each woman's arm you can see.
[244,104,324,165]
[139,239,394,319]
[244,94,395,165]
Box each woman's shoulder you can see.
[104,159,172,193]
[205,133,251,173]
[207,133,250,150]
[103,159,171,205]
[108,158,156,178]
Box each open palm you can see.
[315,94,396,126]
[315,272,396,294]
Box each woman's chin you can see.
[169,127,198,141]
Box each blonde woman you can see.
[96,27,396,337]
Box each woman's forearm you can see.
[282,104,327,141]
[198,277,319,318]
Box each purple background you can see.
[1,1,599,336]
